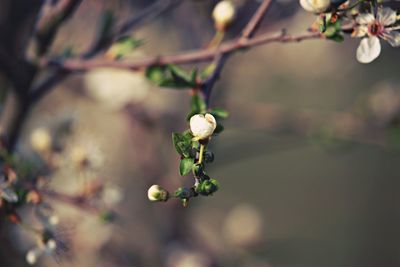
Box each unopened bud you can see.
[190,113,217,141]
[299,0,330,13]
[30,128,52,153]
[212,1,236,31]
[147,185,169,202]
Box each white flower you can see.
[84,68,149,110]
[299,0,330,13]
[212,1,235,30]
[189,114,217,140]
[147,185,169,202]
[26,239,58,265]
[30,128,52,153]
[353,7,400,63]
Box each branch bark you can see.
[40,31,323,72]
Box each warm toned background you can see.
[1,0,400,267]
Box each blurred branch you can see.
[240,0,273,40]
[201,0,274,106]
[116,0,183,38]
[40,30,323,71]
[39,189,104,214]
[30,0,184,102]
[35,0,83,56]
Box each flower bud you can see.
[198,179,219,196]
[30,128,52,153]
[147,185,169,202]
[26,248,40,265]
[212,1,236,31]
[299,0,330,13]
[190,113,217,140]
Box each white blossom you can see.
[353,8,400,63]
[189,114,217,140]
[299,0,330,13]
[30,128,52,153]
[212,1,235,30]
[26,239,58,265]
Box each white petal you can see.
[377,7,397,26]
[190,114,217,140]
[352,26,368,38]
[356,37,381,64]
[382,30,400,47]
[1,187,18,203]
[356,13,375,24]
[356,13,375,25]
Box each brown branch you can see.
[35,0,83,56]
[40,31,323,72]
[241,0,273,40]
[30,0,183,102]
[39,189,104,214]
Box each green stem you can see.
[198,144,205,164]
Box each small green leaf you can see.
[168,65,194,85]
[210,108,229,119]
[201,62,217,79]
[180,158,194,176]
[145,65,196,89]
[110,36,144,59]
[328,34,344,43]
[146,66,166,85]
[172,132,193,157]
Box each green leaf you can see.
[210,108,229,119]
[328,34,344,43]
[111,36,145,59]
[145,65,196,89]
[172,132,193,157]
[146,66,166,85]
[168,65,193,85]
[179,158,194,176]
[201,62,217,79]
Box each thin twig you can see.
[40,31,323,72]
[35,0,84,56]
[30,0,183,102]
[39,189,103,214]
[201,54,229,106]
[241,0,273,40]
[201,0,274,106]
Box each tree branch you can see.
[35,0,84,56]
[240,0,273,40]
[40,31,323,72]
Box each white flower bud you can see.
[26,248,41,265]
[212,1,236,30]
[48,215,60,226]
[147,185,169,202]
[299,0,330,13]
[30,128,52,153]
[45,239,57,253]
[190,113,217,140]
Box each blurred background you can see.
[1,0,400,266]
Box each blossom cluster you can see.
[300,0,400,63]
